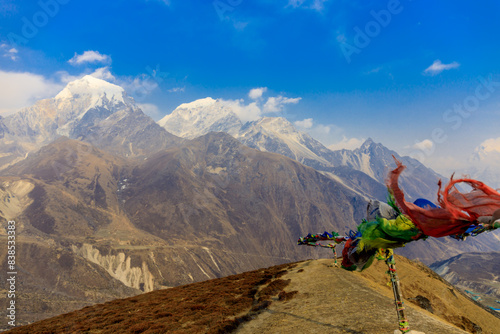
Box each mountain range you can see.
[1,75,500,327]
[0,75,180,170]
[430,252,500,309]
[159,97,444,201]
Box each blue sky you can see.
[1,0,500,174]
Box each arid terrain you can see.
[430,252,500,310]
[5,256,499,334]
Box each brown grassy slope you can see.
[357,255,500,333]
[5,263,297,334]
[6,257,500,334]
[236,257,500,334]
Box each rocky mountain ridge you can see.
[157,97,444,202]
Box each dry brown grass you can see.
[6,263,299,334]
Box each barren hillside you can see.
[5,256,500,334]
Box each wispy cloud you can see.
[328,136,365,151]
[294,117,355,147]
[69,50,112,65]
[90,67,116,81]
[0,43,18,61]
[215,88,302,123]
[476,137,500,155]
[364,66,382,75]
[219,99,262,123]
[411,139,434,151]
[294,118,313,129]
[263,96,301,112]
[138,103,161,118]
[168,87,185,93]
[287,0,328,11]
[424,60,460,75]
[0,70,63,115]
[249,87,267,100]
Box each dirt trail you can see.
[236,259,485,334]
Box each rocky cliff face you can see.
[71,244,155,292]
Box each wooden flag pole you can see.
[385,250,410,333]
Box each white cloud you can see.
[0,44,19,61]
[0,70,63,115]
[311,0,328,11]
[119,75,159,101]
[468,137,500,167]
[217,91,301,123]
[219,99,262,123]
[263,96,301,113]
[412,139,434,151]
[328,137,365,151]
[248,87,267,100]
[68,50,111,65]
[294,118,313,129]
[288,0,305,7]
[424,155,468,175]
[90,67,116,81]
[137,103,161,118]
[54,71,81,84]
[53,67,116,86]
[424,60,460,75]
[302,122,347,147]
[168,87,185,93]
[475,137,500,154]
[0,66,161,116]
[283,116,349,147]
[314,124,331,135]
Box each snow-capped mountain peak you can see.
[359,137,375,151]
[0,75,179,166]
[158,97,242,138]
[175,97,217,110]
[253,117,296,134]
[55,75,129,108]
[3,75,140,143]
[158,99,336,168]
